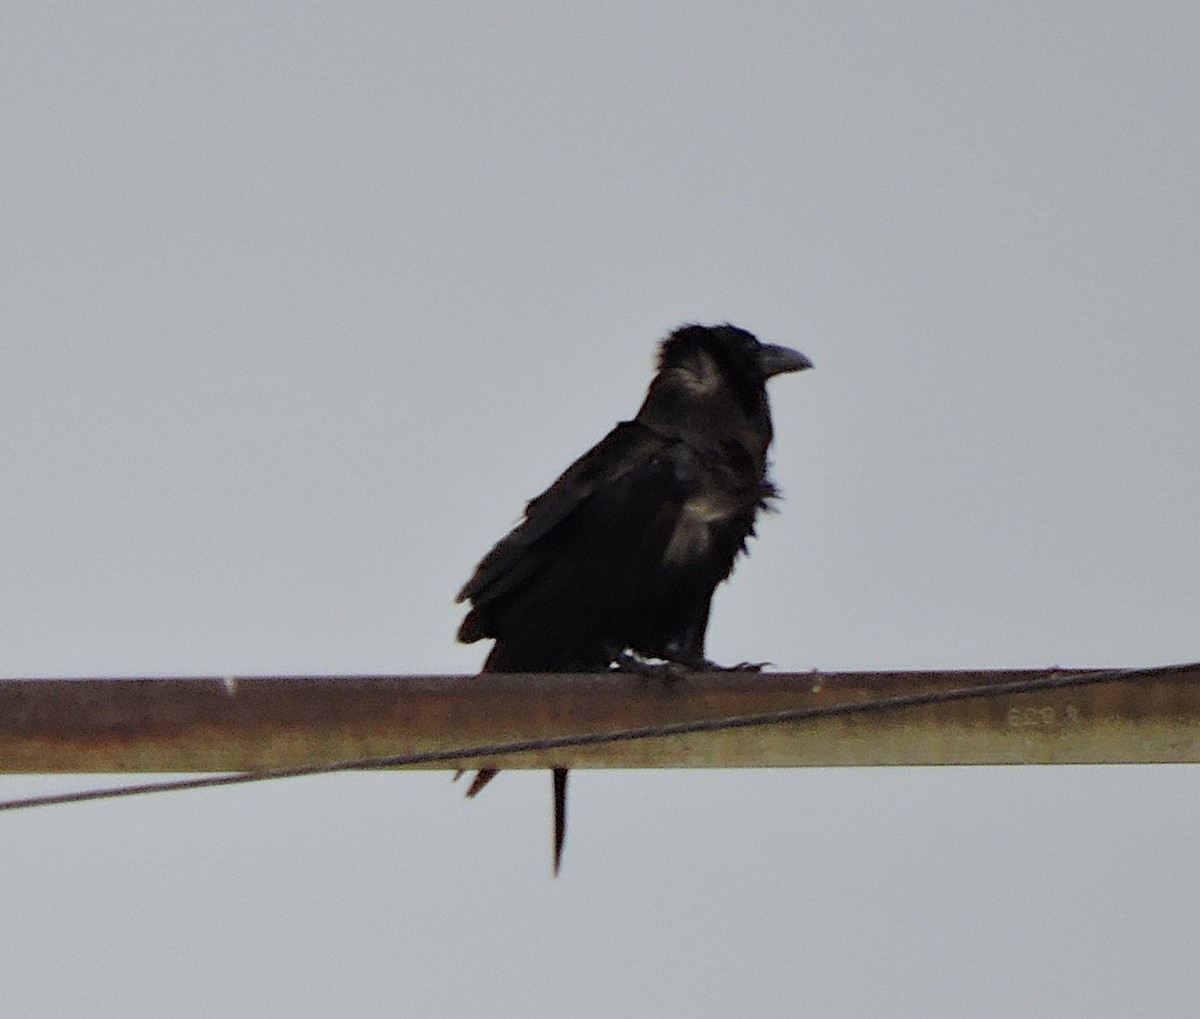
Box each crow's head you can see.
[639,324,811,449]
[658,323,811,388]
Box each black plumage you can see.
[455,323,812,872]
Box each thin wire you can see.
[0,663,1186,813]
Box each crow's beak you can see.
[758,344,813,377]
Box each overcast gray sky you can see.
[2,3,1199,1016]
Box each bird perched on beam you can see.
[455,323,812,873]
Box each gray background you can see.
[2,3,1199,1016]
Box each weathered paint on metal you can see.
[1,665,1198,773]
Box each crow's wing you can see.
[456,420,692,641]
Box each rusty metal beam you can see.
[2,664,1199,773]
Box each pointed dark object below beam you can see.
[553,768,569,876]
[465,767,497,798]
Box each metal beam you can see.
[2,664,1199,773]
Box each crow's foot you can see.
[720,660,771,673]
[607,646,692,680]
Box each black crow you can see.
[456,323,812,873]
